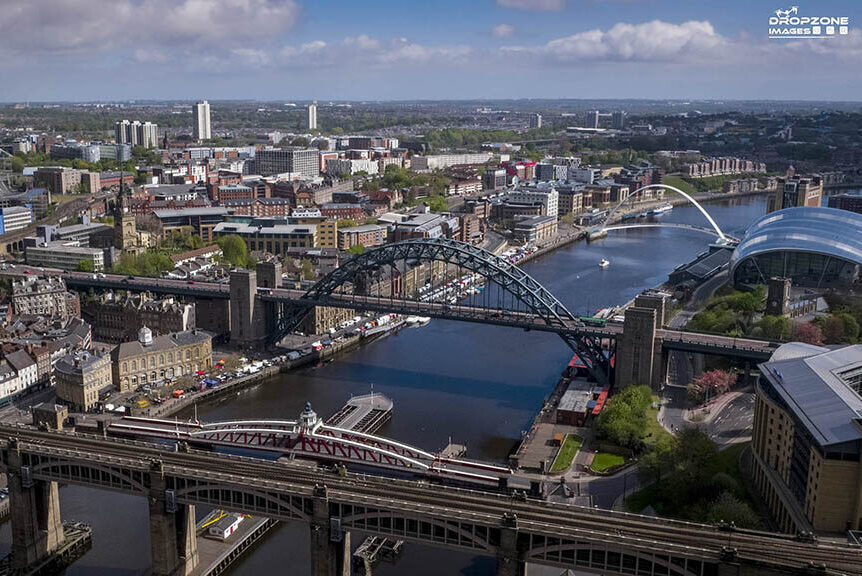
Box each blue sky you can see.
[2,0,861,102]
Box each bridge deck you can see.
[3,427,860,576]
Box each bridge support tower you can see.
[7,439,65,570]
[615,307,661,389]
[148,462,198,576]
[497,514,527,576]
[230,268,267,349]
[310,485,351,576]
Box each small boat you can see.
[416,316,431,325]
[638,212,648,218]
[599,259,610,268]
[621,213,638,221]
[649,204,673,215]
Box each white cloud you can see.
[492,24,516,38]
[503,20,729,62]
[276,36,472,68]
[0,0,300,57]
[497,0,565,11]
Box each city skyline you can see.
[2,0,861,102]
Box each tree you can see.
[688,370,736,404]
[316,140,330,151]
[706,492,761,529]
[791,322,822,345]
[426,195,449,212]
[346,244,365,255]
[291,137,310,147]
[77,259,95,273]
[753,315,791,341]
[217,234,251,268]
[300,258,315,281]
[595,385,652,451]
[337,219,357,229]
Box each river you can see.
[0,195,768,575]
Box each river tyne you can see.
[2,196,768,575]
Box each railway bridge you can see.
[2,425,861,576]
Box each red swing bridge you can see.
[107,403,514,489]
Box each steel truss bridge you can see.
[2,426,861,576]
[53,237,777,385]
[108,409,513,489]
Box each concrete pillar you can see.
[148,462,198,576]
[310,485,351,576]
[497,515,527,576]
[615,307,657,389]
[230,269,265,348]
[7,439,65,570]
[634,292,667,327]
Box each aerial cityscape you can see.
[0,1,862,575]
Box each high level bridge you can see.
[2,425,861,576]
[45,235,778,388]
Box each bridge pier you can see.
[7,439,65,570]
[148,462,198,576]
[310,485,351,576]
[615,307,658,389]
[497,515,527,576]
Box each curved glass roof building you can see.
[730,207,862,288]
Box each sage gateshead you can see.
[730,207,862,288]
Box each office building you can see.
[583,110,600,129]
[83,292,195,344]
[767,174,823,213]
[11,276,74,319]
[483,168,507,191]
[111,327,213,392]
[308,100,318,130]
[337,224,386,250]
[24,240,106,272]
[153,207,230,242]
[54,351,112,412]
[254,148,319,179]
[508,186,559,218]
[611,111,627,130]
[214,219,317,253]
[529,113,542,129]
[513,215,558,243]
[34,167,82,195]
[410,153,493,171]
[827,191,862,215]
[193,100,212,141]
[752,343,862,533]
[0,206,33,234]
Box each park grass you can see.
[591,452,625,473]
[663,175,698,197]
[645,395,673,447]
[549,434,582,473]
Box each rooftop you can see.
[760,344,862,448]
[112,329,212,360]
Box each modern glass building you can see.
[730,207,862,288]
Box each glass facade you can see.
[731,207,862,288]
[733,251,859,287]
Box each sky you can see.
[2,0,862,102]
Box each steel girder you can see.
[273,238,609,384]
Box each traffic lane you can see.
[708,392,754,446]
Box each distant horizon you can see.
[4,97,862,105]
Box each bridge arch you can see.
[302,237,577,330]
[602,184,726,242]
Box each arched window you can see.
[149,357,155,368]
[122,362,128,373]
[131,360,137,371]
[185,350,191,361]
[168,352,174,363]
[159,355,164,366]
